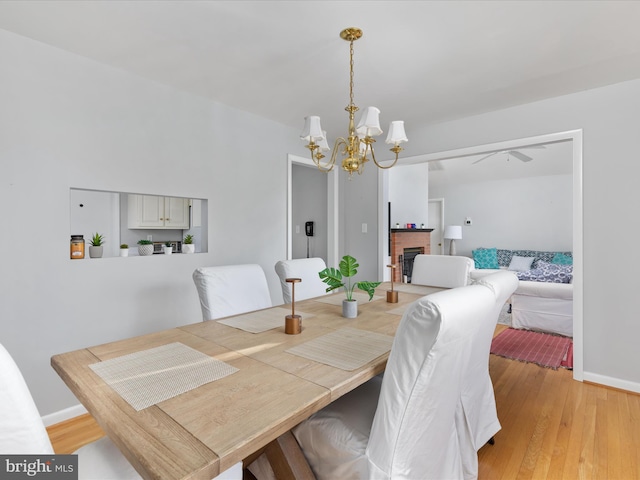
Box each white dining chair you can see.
[410,254,473,288]
[292,284,496,479]
[274,257,329,303]
[0,343,243,479]
[458,271,519,476]
[193,264,272,321]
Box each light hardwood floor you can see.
[47,324,640,479]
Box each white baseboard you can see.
[42,404,88,427]
[583,371,640,394]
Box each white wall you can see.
[69,189,120,258]
[430,174,573,257]
[0,29,299,416]
[388,163,430,228]
[339,165,379,281]
[406,78,640,390]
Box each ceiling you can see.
[427,140,573,188]
[1,1,638,175]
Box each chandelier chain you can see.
[349,39,355,108]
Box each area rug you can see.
[491,328,573,370]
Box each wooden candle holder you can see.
[285,277,302,334]
[387,264,399,303]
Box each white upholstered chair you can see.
[0,342,243,479]
[457,271,519,478]
[274,257,328,304]
[193,264,272,321]
[292,284,496,479]
[410,254,473,288]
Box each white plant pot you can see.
[120,248,129,257]
[88,246,103,258]
[182,244,195,254]
[138,244,154,256]
[342,299,358,318]
[163,246,172,255]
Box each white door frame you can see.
[377,129,583,381]
[287,154,339,267]
[428,198,445,255]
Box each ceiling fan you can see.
[472,145,546,165]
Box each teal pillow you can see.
[552,253,573,265]
[472,248,499,269]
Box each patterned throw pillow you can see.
[472,248,499,269]
[507,255,535,272]
[552,253,573,265]
[516,261,573,283]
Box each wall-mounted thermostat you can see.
[465,217,472,226]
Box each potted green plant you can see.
[163,241,173,255]
[89,233,105,258]
[319,255,381,318]
[182,234,195,254]
[137,239,154,256]
[119,243,129,257]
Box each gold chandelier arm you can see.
[330,137,349,170]
[311,137,349,172]
[369,143,402,170]
[311,146,334,172]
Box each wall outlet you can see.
[295,225,300,234]
[465,217,472,226]
[362,223,368,233]
[147,235,153,241]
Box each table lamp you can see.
[285,278,302,334]
[444,225,462,256]
[387,264,398,303]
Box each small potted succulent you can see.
[182,234,195,254]
[119,243,129,257]
[89,233,105,258]
[319,255,381,318]
[163,241,173,255]
[137,239,154,256]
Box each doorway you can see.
[377,130,583,380]
[287,154,338,267]
[291,163,328,260]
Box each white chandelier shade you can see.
[385,121,408,145]
[300,116,324,142]
[356,106,383,137]
[317,131,330,152]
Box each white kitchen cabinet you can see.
[128,194,190,229]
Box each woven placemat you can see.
[313,291,383,306]
[89,342,238,411]
[286,327,393,371]
[217,307,314,333]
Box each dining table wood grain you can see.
[51,283,423,479]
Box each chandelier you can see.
[300,27,408,178]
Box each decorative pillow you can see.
[472,248,499,269]
[516,261,573,283]
[552,253,573,265]
[507,255,535,272]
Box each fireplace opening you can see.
[401,247,424,283]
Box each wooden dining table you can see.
[51,283,441,480]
